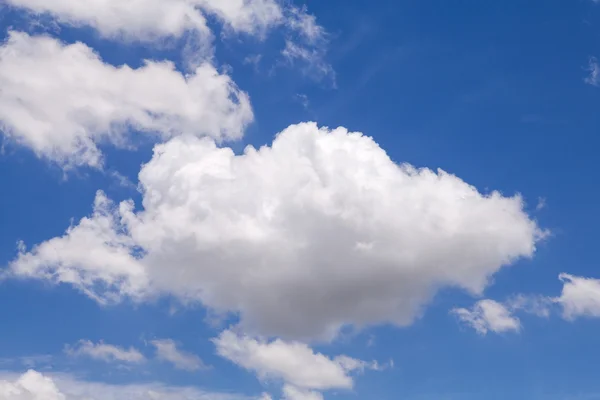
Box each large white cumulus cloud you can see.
[0,32,253,168]
[10,122,544,340]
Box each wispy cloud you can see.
[151,339,207,371]
[65,340,145,364]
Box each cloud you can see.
[10,122,544,341]
[281,40,334,84]
[151,339,206,371]
[244,54,263,72]
[556,274,600,319]
[281,385,323,400]
[213,330,376,391]
[279,7,333,84]
[4,0,282,43]
[65,340,145,364]
[195,0,283,37]
[0,370,64,400]
[452,299,521,335]
[285,6,326,45]
[585,57,600,86]
[0,370,249,400]
[506,294,553,318]
[0,31,253,168]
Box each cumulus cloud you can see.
[151,339,206,371]
[0,370,248,400]
[4,0,283,43]
[556,273,600,319]
[10,122,544,341]
[214,330,376,391]
[0,32,253,168]
[0,370,64,400]
[65,340,145,364]
[452,299,521,335]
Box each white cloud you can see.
[0,370,249,400]
[281,385,323,400]
[10,122,544,341]
[452,299,521,335]
[280,7,333,83]
[214,330,375,391]
[0,32,253,168]
[585,57,600,86]
[65,340,145,364]
[506,294,552,318]
[285,6,326,45]
[556,273,600,319]
[151,339,205,371]
[5,0,283,43]
[281,40,334,84]
[196,0,283,37]
[0,370,64,400]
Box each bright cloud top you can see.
[65,340,145,364]
[0,370,247,400]
[10,122,544,340]
[4,0,283,43]
[452,299,521,335]
[0,32,253,168]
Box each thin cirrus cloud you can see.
[10,122,545,342]
[0,31,253,168]
[0,370,248,400]
[65,340,145,364]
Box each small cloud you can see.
[107,170,136,190]
[65,340,145,364]
[295,93,310,110]
[452,300,521,335]
[282,40,335,85]
[366,335,375,348]
[286,5,326,45]
[556,273,600,320]
[585,57,600,86]
[244,54,263,72]
[507,294,553,318]
[151,339,207,371]
[277,5,335,85]
[536,197,547,211]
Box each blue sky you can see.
[1,0,600,399]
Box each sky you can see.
[1,0,600,399]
